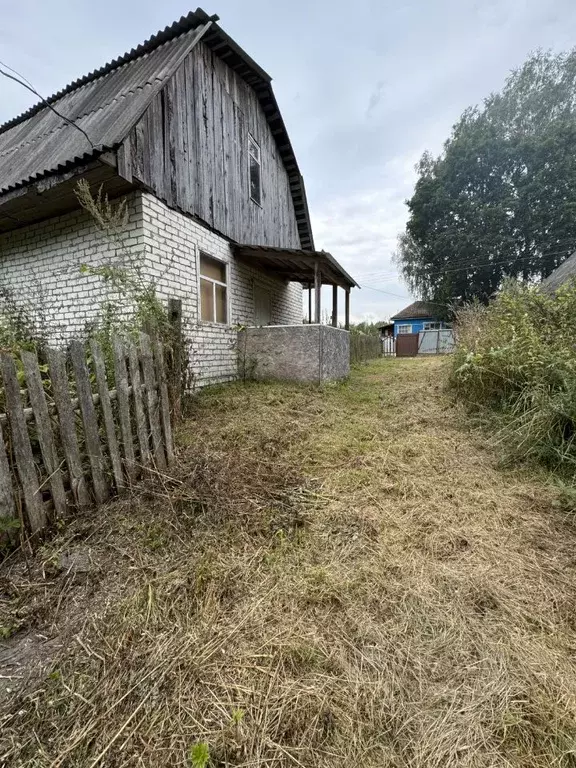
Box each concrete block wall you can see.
[239,324,350,384]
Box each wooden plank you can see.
[0,420,16,525]
[128,342,151,467]
[139,333,166,470]
[331,285,338,328]
[90,340,124,494]
[69,340,109,505]
[314,261,322,324]
[152,338,174,465]
[0,353,46,535]
[167,298,183,422]
[46,348,91,509]
[113,338,136,482]
[21,350,68,520]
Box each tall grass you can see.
[450,280,576,470]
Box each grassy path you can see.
[4,357,576,766]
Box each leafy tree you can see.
[397,50,576,304]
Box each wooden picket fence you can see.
[0,332,174,542]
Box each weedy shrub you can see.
[450,280,576,470]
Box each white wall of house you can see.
[0,190,303,387]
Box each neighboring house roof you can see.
[540,251,576,294]
[0,7,314,249]
[390,301,441,320]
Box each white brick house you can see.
[0,9,355,386]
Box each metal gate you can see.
[396,333,419,357]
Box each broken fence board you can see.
[113,338,136,482]
[139,333,166,470]
[153,337,174,465]
[0,353,46,535]
[46,348,91,509]
[0,420,16,524]
[128,342,151,467]
[90,340,125,494]
[69,340,109,505]
[21,350,68,520]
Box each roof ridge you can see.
[0,7,218,137]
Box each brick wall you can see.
[0,193,145,343]
[0,190,303,387]
[139,192,302,388]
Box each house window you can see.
[423,321,442,331]
[200,253,227,324]
[396,324,413,334]
[249,135,262,205]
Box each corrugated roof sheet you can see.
[0,21,207,193]
[540,251,576,294]
[0,7,315,250]
[390,301,442,320]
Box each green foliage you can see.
[349,321,381,336]
[398,49,576,304]
[76,181,172,363]
[0,285,40,353]
[188,742,210,768]
[450,280,576,469]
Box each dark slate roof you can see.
[0,8,314,249]
[540,251,576,294]
[390,301,441,320]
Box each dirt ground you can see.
[2,357,576,767]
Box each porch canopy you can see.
[234,244,358,329]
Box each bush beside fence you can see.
[350,334,382,364]
[0,332,174,546]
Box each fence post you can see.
[70,340,109,505]
[47,348,91,509]
[21,349,68,520]
[0,353,46,535]
[167,298,183,423]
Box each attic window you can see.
[249,135,262,205]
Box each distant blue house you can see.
[390,301,448,338]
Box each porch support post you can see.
[331,285,338,327]
[344,289,350,330]
[308,283,312,323]
[314,261,321,324]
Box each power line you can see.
[352,246,576,285]
[0,62,95,150]
[352,239,576,281]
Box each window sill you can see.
[198,320,232,329]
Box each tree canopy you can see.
[397,49,576,304]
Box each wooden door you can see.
[254,284,272,326]
[396,333,419,357]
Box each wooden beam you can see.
[314,261,321,324]
[308,283,312,323]
[332,285,338,327]
[345,289,350,331]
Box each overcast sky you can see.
[2,0,576,321]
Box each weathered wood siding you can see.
[121,41,300,249]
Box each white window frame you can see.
[199,251,229,325]
[248,134,262,206]
[396,324,413,334]
[423,321,442,331]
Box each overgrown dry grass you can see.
[3,357,576,766]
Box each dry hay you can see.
[2,358,576,766]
